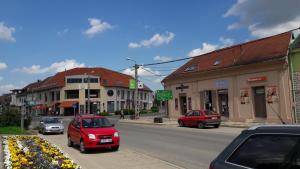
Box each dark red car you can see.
[67,115,120,153]
[178,110,221,128]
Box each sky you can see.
[0,0,300,94]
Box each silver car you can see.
[39,117,64,134]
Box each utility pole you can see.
[87,74,91,114]
[134,64,139,119]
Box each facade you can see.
[15,67,153,115]
[163,32,297,124]
[289,34,300,123]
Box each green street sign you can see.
[129,79,136,89]
[156,90,173,101]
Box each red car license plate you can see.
[100,138,112,143]
[211,117,217,120]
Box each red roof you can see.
[163,32,292,82]
[33,67,152,91]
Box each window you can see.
[132,91,135,99]
[227,134,300,169]
[51,91,55,101]
[140,92,143,100]
[85,90,100,98]
[186,111,193,116]
[84,78,98,83]
[56,91,60,101]
[121,90,125,99]
[127,91,130,99]
[144,93,147,100]
[81,118,111,128]
[44,93,47,102]
[67,78,82,83]
[65,90,79,99]
[107,90,114,97]
[175,98,178,110]
[193,111,200,116]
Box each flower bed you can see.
[2,135,81,169]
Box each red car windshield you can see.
[82,118,112,128]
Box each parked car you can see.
[210,125,300,169]
[67,115,120,153]
[38,117,64,134]
[178,110,221,128]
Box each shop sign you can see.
[156,90,173,101]
[176,84,189,92]
[215,80,228,88]
[247,76,267,82]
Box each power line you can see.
[140,27,300,67]
[140,67,167,77]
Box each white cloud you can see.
[0,62,7,70]
[122,66,162,77]
[14,59,85,74]
[57,28,69,36]
[224,0,300,38]
[153,56,173,62]
[83,18,113,38]
[128,32,175,48]
[0,22,16,42]
[219,37,234,47]
[153,77,166,84]
[188,43,218,57]
[188,37,235,57]
[0,84,16,95]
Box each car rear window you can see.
[227,134,300,169]
[81,118,112,128]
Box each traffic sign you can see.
[129,79,136,89]
[156,90,173,101]
[72,104,77,109]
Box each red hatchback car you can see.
[67,115,120,153]
[178,110,221,129]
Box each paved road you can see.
[115,122,241,169]
[39,116,242,169]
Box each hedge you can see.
[0,108,31,129]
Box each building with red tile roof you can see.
[16,67,153,115]
[163,32,297,124]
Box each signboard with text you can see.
[156,90,173,101]
[129,79,136,89]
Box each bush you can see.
[0,108,31,129]
[151,106,159,113]
[99,112,111,116]
[139,109,149,114]
[123,109,135,115]
[114,110,121,115]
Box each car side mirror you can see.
[111,124,115,127]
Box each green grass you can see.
[0,126,28,134]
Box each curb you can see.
[0,136,3,169]
[120,120,252,128]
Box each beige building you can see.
[163,32,296,123]
[16,67,153,115]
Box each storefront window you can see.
[175,98,178,110]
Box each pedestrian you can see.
[120,109,125,119]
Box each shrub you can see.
[151,106,159,113]
[114,110,121,115]
[0,108,31,129]
[99,112,111,116]
[139,109,149,114]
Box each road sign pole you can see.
[134,64,139,119]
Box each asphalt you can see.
[36,116,242,169]
[115,122,240,169]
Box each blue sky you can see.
[0,0,299,94]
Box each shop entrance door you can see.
[218,89,229,117]
[253,86,267,118]
[179,96,187,115]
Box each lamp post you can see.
[84,73,91,114]
[126,57,139,119]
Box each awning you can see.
[32,104,47,110]
[60,101,78,108]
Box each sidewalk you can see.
[119,116,268,128]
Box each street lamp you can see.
[126,57,139,119]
